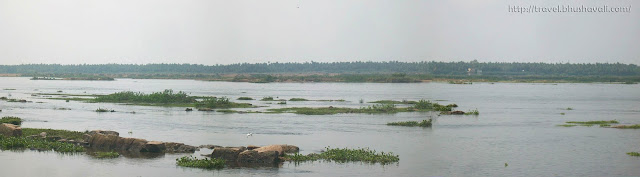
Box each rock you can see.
[237,150,280,164]
[0,123,22,137]
[211,147,245,162]
[280,145,300,153]
[86,133,120,150]
[247,145,260,150]
[88,130,119,136]
[199,144,222,149]
[254,145,285,157]
[143,141,166,153]
[185,108,193,111]
[26,135,40,139]
[39,132,47,137]
[164,142,197,153]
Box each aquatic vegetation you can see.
[0,136,84,152]
[369,100,417,104]
[0,116,22,125]
[2,88,16,90]
[195,97,253,109]
[176,156,225,169]
[277,101,287,104]
[412,99,452,111]
[387,119,432,127]
[359,99,364,104]
[93,151,120,158]
[289,98,309,101]
[614,124,640,129]
[22,128,86,141]
[566,107,573,110]
[560,113,565,115]
[95,108,115,112]
[283,147,399,164]
[260,96,275,101]
[627,152,640,156]
[216,109,237,113]
[557,124,577,127]
[599,124,611,127]
[237,97,254,100]
[565,120,618,125]
[95,89,196,104]
[464,109,480,115]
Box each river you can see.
[0,77,639,176]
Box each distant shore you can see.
[1,73,638,84]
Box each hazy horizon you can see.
[1,0,638,65]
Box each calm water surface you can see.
[0,77,639,176]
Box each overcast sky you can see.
[0,0,638,65]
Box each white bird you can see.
[246,133,253,138]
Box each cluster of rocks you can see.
[208,144,299,165]
[83,130,197,153]
[0,123,22,137]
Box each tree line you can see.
[0,61,638,76]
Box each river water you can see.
[0,77,639,176]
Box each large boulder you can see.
[142,141,166,153]
[237,150,280,164]
[86,133,120,150]
[165,142,197,153]
[0,123,22,137]
[254,145,285,156]
[280,145,299,153]
[211,147,245,162]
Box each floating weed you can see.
[93,151,120,158]
[260,97,275,101]
[284,147,399,165]
[387,119,432,127]
[0,136,84,152]
[627,152,640,157]
[566,107,574,110]
[566,120,618,125]
[237,97,254,100]
[464,109,480,115]
[21,128,86,141]
[557,124,577,127]
[614,124,640,129]
[176,155,225,169]
[560,113,565,115]
[0,117,22,125]
[289,98,309,101]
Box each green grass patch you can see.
[96,108,114,112]
[21,128,87,141]
[94,89,196,104]
[216,109,237,113]
[283,147,399,164]
[195,97,253,109]
[237,97,254,100]
[387,119,432,127]
[615,124,640,129]
[566,107,573,110]
[627,152,640,156]
[176,156,225,169]
[289,98,309,101]
[260,97,275,101]
[93,151,120,158]
[1,117,22,125]
[0,136,84,152]
[566,120,618,125]
[464,109,480,115]
[557,124,577,127]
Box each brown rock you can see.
[280,145,300,153]
[211,147,245,162]
[237,150,280,164]
[254,145,285,156]
[164,142,197,153]
[0,123,22,137]
[247,145,260,150]
[143,141,166,153]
